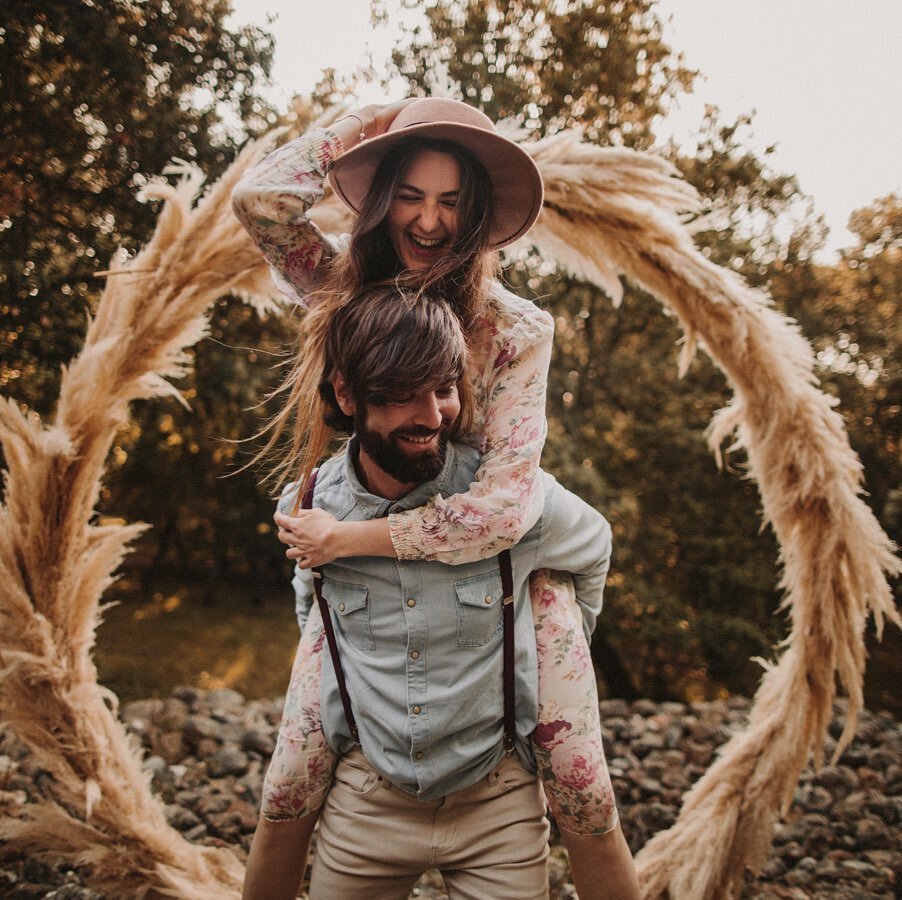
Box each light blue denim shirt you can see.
[282,438,612,801]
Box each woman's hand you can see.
[273,510,398,566]
[274,508,344,569]
[361,98,419,137]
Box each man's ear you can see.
[332,373,355,417]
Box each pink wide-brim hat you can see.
[327,98,544,250]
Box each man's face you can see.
[356,383,461,485]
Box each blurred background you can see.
[2,0,898,711]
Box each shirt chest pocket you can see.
[454,571,504,647]
[322,578,374,651]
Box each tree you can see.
[0,1,293,593]
[389,0,694,145]
[1,0,274,413]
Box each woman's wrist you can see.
[335,108,377,148]
[336,518,397,559]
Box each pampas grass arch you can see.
[0,106,898,899]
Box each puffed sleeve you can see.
[231,128,345,306]
[388,295,554,564]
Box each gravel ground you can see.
[1,690,898,898]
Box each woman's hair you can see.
[256,137,498,496]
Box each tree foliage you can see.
[0,1,291,592]
[389,0,694,145]
[0,0,274,411]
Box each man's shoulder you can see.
[279,452,348,514]
[442,442,482,497]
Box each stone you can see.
[206,687,246,709]
[632,699,658,717]
[863,794,898,825]
[854,816,891,849]
[206,746,250,778]
[165,805,202,831]
[866,746,897,771]
[794,784,833,813]
[831,790,868,822]
[814,764,859,799]
[599,698,631,718]
[241,729,275,756]
[184,715,223,746]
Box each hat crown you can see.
[389,98,495,135]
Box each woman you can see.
[233,98,639,899]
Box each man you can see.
[243,287,638,899]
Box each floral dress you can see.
[232,129,617,834]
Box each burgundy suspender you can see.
[304,470,360,744]
[303,468,516,754]
[499,548,516,751]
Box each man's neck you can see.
[354,447,418,501]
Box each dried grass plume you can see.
[0,137,281,897]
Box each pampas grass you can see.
[0,104,897,899]
[0,137,281,897]
[517,127,901,898]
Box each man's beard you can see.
[356,416,450,486]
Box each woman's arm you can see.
[389,299,554,564]
[232,102,415,304]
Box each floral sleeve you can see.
[231,128,345,306]
[389,292,554,564]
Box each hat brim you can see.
[328,122,543,250]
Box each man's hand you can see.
[274,508,343,569]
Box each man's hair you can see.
[319,284,472,437]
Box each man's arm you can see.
[292,566,315,632]
[531,474,613,641]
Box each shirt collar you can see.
[344,435,460,516]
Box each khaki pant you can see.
[309,748,550,899]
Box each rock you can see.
[631,699,658,717]
[632,734,664,757]
[184,715,223,746]
[206,688,246,710]
[854,816,892,849]
[814,764,859,799]
[863,794,898,825]
[207,746,250,778]
[184,823,208,842]
[831,790,868,822]
[2,690,898,899]
[794,784,833,813]
[197,793,232,817]
[242,729,276,756]
[166,805,202,831]
[866,747,897,771]
[599,698,631,718]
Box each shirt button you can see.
[412,705,422,714]
[484,595,492,604]
[338,602,345,612]
[410,650,420,660]
[415,751,424,760]
[407,598,416,608]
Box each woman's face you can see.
[387,150,462,271]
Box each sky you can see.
[228,0,902,259]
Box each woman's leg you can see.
[244,604,338,897]
[529,570,639,899]
[261,603,338,821]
